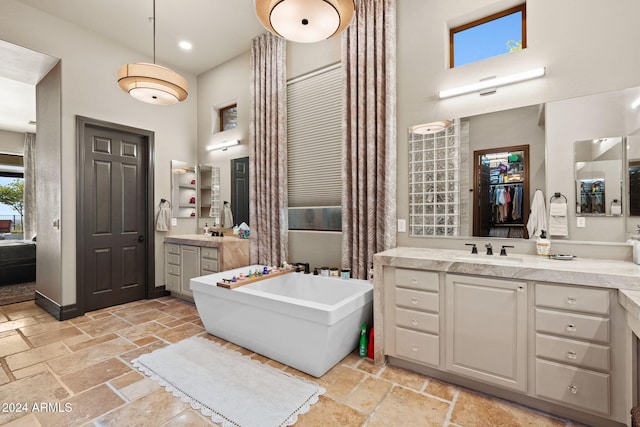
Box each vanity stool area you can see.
[373,247,640,427]
[164,235,250,301]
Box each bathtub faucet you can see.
[295,262,310,274]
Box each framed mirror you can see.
[171,160,197,218]
[574,137,623,216]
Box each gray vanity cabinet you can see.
[386,268,440,367]
[164,243,200,298]
[445,274,528,392]
[534,283,622,417]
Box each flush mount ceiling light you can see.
[439,67,546,99]
[410,120,453,135]
[117,0,188,105]
[255,0,355,43]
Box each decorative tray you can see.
[549,254,576,260]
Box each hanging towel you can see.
[527,189,547,239]
[222,201,234,229]
[549,202,568,236]
[156,200,172,231]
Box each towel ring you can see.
[550,192,567,203]
[160,198,172,207]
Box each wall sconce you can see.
[207,140,240,151]
[439,67,546,99]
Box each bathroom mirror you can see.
[171,160,197,218]
[574,137,623,216]
[409,84,640,243]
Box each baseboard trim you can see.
[35,291,80,321]
[153,286,170,299]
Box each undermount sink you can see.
[453,255,524,264]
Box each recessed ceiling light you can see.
[179,41,192,50]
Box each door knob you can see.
[138,235,145,243]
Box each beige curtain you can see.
[342,0,397,279]
[23,132,37,240]
[249,33,288,266]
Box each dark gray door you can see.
[231,156,249,226]
[80,123,148,311]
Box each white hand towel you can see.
[527,189,547,239]
[156,202,172,231]
[549,203,567,217]
[548,202,568,237]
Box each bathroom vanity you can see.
[373,247,639,426]
[164,234,250,300]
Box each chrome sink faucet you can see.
[485,243,493,255]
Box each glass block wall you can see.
[409,120,460,237]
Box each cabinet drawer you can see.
[536,309,609,343]
[535,284,609,315]
[166,264,181,276]
[395,268,439,292]
[166,253,180,265]
[166,273,180,291]
[395,288,439,313]
[535,359,609,415]
[201,259,218,275]
[166,243,180,255]
[395,327,439,366]
[201,247,218,260]
[396,308,439,334]
[536,334,610,372]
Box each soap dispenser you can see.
[203,223,209,234]
[536,230,550,257]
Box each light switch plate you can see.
[576,217,586,228]
[398,219,406,233]
[171,218,178,226]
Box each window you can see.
[287,64,342,231]
[450,4,526,68]
[0,154,24,234]
[219,103,237,131]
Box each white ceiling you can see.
[1,0,268,133]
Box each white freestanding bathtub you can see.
[190,265,373,377]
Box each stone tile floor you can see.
[0,297,586,426]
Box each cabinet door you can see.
[180,245,200,295]
[445,274,527,392]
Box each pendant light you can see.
[117,0,188,105]
[255,0,355,43]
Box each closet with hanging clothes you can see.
[473,145,530,238]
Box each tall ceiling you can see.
[1,0,268,134]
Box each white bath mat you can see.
[132,336,325,427]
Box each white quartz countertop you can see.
[164,234,249,247]
[374,247,640,290]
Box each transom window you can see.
[450,4,526,68]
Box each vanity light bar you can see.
[632,97,640,109]
[439,67,546,99]
[207,140,240,151]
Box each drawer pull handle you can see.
[568,385,578,394]
[566,323,577,332]
[411,319,419,326]
[410,298,419,305]
[566,351,577,360]
[411,345,419,352]
[567,297,577,304]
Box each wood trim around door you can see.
[75,116,155,317]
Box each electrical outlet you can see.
[171,218,178,227]
[576,217,586,228]
[398,219,406,233]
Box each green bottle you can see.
[359,324,368,357]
